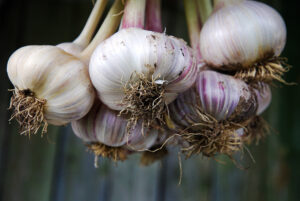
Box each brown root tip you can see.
[178,108,244,158]
[120,70,167,132]
[87,142,128,161]
[242,116,270,145]
[234,57,290,84]
[140,146,168,166]
[181,128,243,158]
[9,88,47,136]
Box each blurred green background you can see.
[0,0,299,201]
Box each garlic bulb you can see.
[89,28,197,127]
[8,46,95,128]
[71,102,158,150]
[168,70,258,129]
[7,0,123,135]
[255,84,272,115]
[200,0,287,83]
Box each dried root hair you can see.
[87,142,128,162]
[179,107,246,158]
[234,57,290,84]
[9,88,47,136]
[120,69,167,132]
[140,146,168,166]
[242,115,270,145]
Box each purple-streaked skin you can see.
[255,83,272,115]
[168,70,258,129]
[120,0,146,29]
[72,100,158,149]
[145,0,162,33]
[166,37,198,92]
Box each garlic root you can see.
[140,146,168,166]
[120,71,167,132]
[9,88,47,136]
[234,57,290,84]
[87,142,128,162]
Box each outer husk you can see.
[9,88,47,136]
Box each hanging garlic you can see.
[89,28,197,129]
[166,70,258,157]
[200,0,287,83]
[168,70,258,128]
[71,101,158,160]
[7,0,123,136]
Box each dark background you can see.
[0,0,299,201]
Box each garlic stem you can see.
[120,0,146,29]
[196,0,213,23]
[74,0,108,48]
[183,0,202,60]
[80,0,124,62]
[213,0,244,10]
[145,0,162,32]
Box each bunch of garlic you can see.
[7,0,123,136]
[200,0,287,83]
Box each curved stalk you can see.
[80,0,124,62]
[145,0,162,32]
[74,0,108,48]
[120,0,146,29]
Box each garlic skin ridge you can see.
[7,46,95,125]
[89,28,197,111]
[200,0,286,69]
[71,102,158,150]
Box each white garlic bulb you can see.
[7,0,123,135]
[200,0,287,82]
[71,102,158,150]
[8,46,95,127]
[89,28,197,126]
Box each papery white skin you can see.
[57,43,84,57]
[89,28,197,110]
[168,70,257,127]
[7,46,95,125]
[200,0,286,68]
[72,103,158,149]
[255,84,272,115]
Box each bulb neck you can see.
[120,0,146,29]
[213,0,244,11]
[73,0,108,48]
[79,0,124,62]
[145,0,162,32]
[184,0,212,61]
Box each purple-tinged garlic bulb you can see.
[168,70,258,129]
[89,28,197,129]
[200,0,287,83]
[167,70,258,157]
[71,102,158,160]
